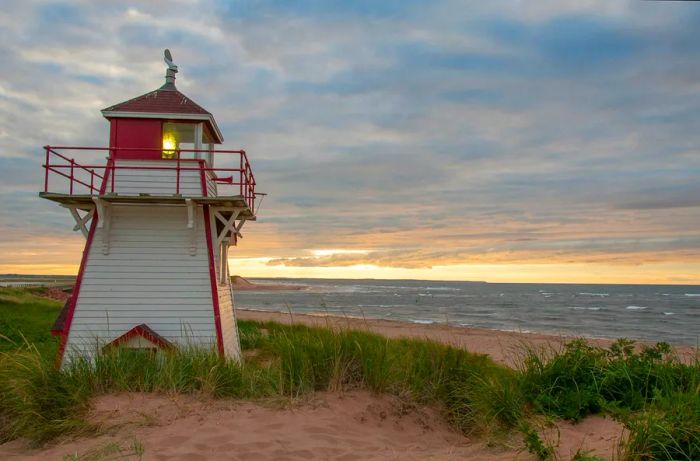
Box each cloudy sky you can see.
[1,0,699,284]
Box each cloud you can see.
[1,0,699,280]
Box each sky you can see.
[1,0,699,284]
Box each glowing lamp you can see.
[162,133,177,159]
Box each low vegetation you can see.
[0,288,698,460]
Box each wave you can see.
[499,328,532,334]
[663,312,675,316]
[569,306,602,311]
[357,304,403,308]
[410,319,435,325]
[579,292,609,297]
[626,306,648,310]
[685,293,700,297]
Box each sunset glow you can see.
[1,1,699,285]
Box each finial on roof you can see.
[161,49,178,90]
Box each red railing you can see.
[42,146,257,210]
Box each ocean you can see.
[235,278,700,346]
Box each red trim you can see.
[55,214,98,368]
[54,167,112,367]
[203,205,225,356]
[103,324,174,351]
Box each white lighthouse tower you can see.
[41,50,256,367]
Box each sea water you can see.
[235,279,700,345]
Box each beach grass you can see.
[0,287,60,356]
[0,287,698,459]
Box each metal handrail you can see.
[42,145,257,210]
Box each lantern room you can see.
[102,54,224,164]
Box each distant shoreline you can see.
[3,274,698,287]
[231,275,307,291]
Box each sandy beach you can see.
[236,309,698,367]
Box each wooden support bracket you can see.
[212,207,246,246]
[220,237,230,285]
[62,204,95,238]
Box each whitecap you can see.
[626,306,647,310]
[569,306,602,311]
[684,293,700,297]
[663,312,675,316]
[358,304,402,308]
[411,319,434,324]
[499,328,532,334]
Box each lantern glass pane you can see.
[162,122,198,159]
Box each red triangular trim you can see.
[104,324,174,351]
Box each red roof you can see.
[101,82,224,142]
[102,88,212,115]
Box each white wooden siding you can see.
[64,204,219,365]
[218,283,240,361]
[109,160,217,196]
[208,208,239,360]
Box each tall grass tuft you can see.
[0,320,511,444]
[0,344,92,444]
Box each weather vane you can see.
[162,49,178,89]
[164,49,178,72]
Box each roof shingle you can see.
[102,88,212,115]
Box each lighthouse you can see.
[41,50,256,367]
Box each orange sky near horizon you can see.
[2,234,698,285]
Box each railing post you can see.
[239,151,244,196]
[44,146,50,193]
[199,159,207,197]
[90,170,94,194]
[176,149,181,195]
[69,158,74,195]
[111,159,115,193]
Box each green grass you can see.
[0,287,61,356]
[1,287,698,460]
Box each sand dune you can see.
[0,391,623,460]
